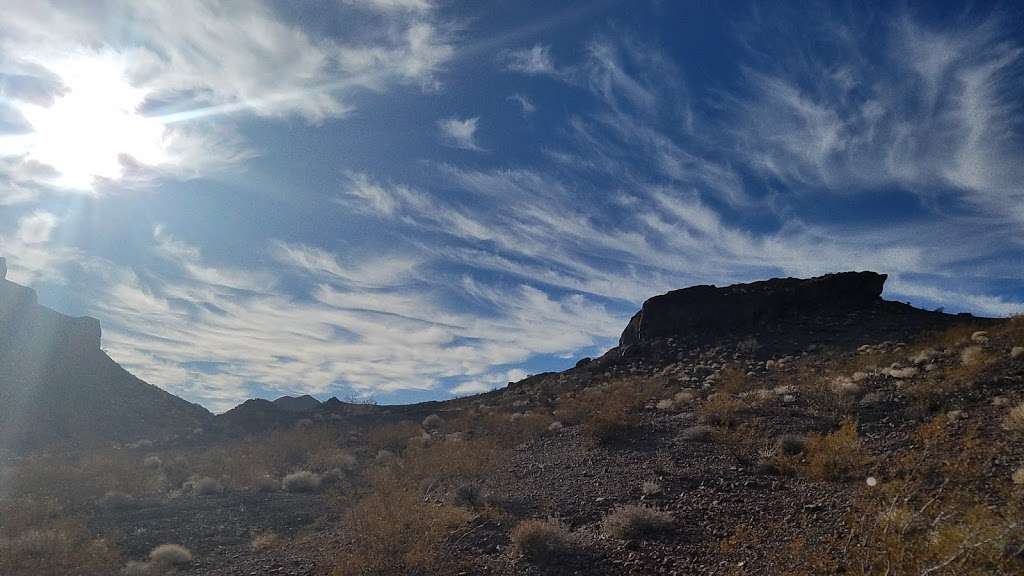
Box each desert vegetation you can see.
[2,289,1023,574]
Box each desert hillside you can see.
[2,272,1023,575]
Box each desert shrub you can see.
[641,480,662,497]
[149,543,192,567]
[556,379,664,445]
[1004,402,1024,433]
[803,419,870,481]
[511,518,579,562]
[680,425,713,441]
[0,524,121,576]
[833,421,1024,575]
[700,393,743,427]
[453,482,484,509]
[777,434,806,455]
[250,531,279,551]
[1013,466,1024,485]
[367,421,423,455]
[0,496,63,535]
[332,479,470,575]
[282,471,321,493]
[189,476,224,495]
[600,505,674,541]
[473,412,554,447]
[717,367,758,394]
[8,451,162,507]
[142,456,162,470]
[97,491,135,509]
[422,414,445,432]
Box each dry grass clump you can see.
[680,425,713,441]
[641,480,662,497]
[453,482,484,509]
[472,411,555,447]
[828,419,1024,575]
[149,543,192,566]
[777,434,806,456]
[422,413,445,432]
[717,367,758,394]
[1004,402,1024,433]
[511,518,579,562]
[0,524,121,576]
[600,505,674,541]
[331,479,470,575]
[250,531,279,551]
[367,421,423,455]
[700,393,744,427]
[282,471,321,493]
[803,419,870,481]
[8,450,163,507]
[188,476,224,495]
[556,379,661,445]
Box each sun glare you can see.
[17,53,170,189]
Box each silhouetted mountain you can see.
[0,258,212,453]
[272,395,322,413]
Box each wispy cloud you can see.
[0,210,78,285]
[724,10,1024,228]
[437,116,483,150]
[81,228,622,411]
[501,44,558,75]
[507,94,536,116]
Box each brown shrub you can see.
[331,480,470,575]
[717,367,758,394]
[700,393,744,427]
[803,419,870,481]
[600,505,674,541]
[511,518,579,562]
[0,524,120,576]
[8,451,162,507]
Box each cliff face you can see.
[0,258,212,452]
[619,272,888,348]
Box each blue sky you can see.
[1,1,1022,411]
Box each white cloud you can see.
[450,368,529,396]
[725,13,1024,228]
[0,210,77,284]
[342,0,433,12]
[507,93,536,116]
[437,116,483,150]
[15,210,56,244]
[502,44,557,75]
[74,228,622,411]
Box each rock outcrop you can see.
[0,258,212,452]
[619,271,887,348]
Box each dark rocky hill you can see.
[0,258,212,453]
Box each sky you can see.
[1,1,1023,412]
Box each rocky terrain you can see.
[2,271,1023,575]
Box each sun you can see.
[16,52,170,190]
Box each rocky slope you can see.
[0,258,212,453]
[5,271,1022,576]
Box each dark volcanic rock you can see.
[619,271,887,347]
[0,257,212,453]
